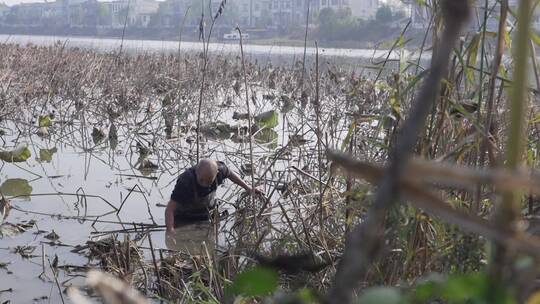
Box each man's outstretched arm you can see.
[165,200,177,233]
[228,171,264,195]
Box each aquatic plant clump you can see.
[0,42,402,302]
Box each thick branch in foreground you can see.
[328,151,540,256]
[490,0,533,282]
[326,1,471,303]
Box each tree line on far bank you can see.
[316,5,408,43]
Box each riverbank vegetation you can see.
[315,6,408,44]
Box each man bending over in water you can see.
[165,159,262,233]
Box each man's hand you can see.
[165,229,177,249]
[166,226,176,234]
[248,186,266,196]
[229,172,266,196]
[165,200,177,234]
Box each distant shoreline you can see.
[0,33,417,60]
[0,27,417,51]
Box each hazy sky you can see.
[2,0,393,7]
[2,0,43,5]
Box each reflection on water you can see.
[165,221,215,256]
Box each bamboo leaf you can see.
[530,113,540,124]
[341,121,357,151]
[466,32,497,83]
[466,33,482,81]
[531,32,540,48]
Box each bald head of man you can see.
[195,159,218,188]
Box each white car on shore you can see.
[223,31,249,40]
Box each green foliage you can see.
[39,147,57,162]
[0,178,32,197]
[201,122,233,140]
[530,112,540,124]
[254,128,278,148]
[229,267,278,297]
[227,272,516,303]
[357,287,403,304]
[296,288,318,303]
[38,115,52,127]
[219,267,517,304]
[341,121,357,151]
[316,5,405,42]
[376,5,394,23]
[465,32,497,82]
[0,143,31,162]
[305,273,517,304]
[255,110,279,129]
[410,273,515,304]
[317,8,357,42]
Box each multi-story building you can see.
[129,0,159,27]
[269,0,304,29]
[234,0,272,27]
[345,0,378,20]
[98,0,158,28]
[68,0,99,28]
[0,0,381,31]
[0,3,9,19]
[5,2,46,25]
[267,0,354,29]
[155,0,188,28]
[232,0,379,29]
[99,0,129,28]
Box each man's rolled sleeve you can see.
[216,161,230,185]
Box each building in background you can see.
[234,0,272,28]
[261,0,379,30]
[5,2,45,25]
[316,0,378,20]
[153,0,189,28]
[68,0,99,28]
[0,0,390,34]
[345,0,378,20]
[0,2,10,20]
[129,0,159,27]
[269,0,310,29]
